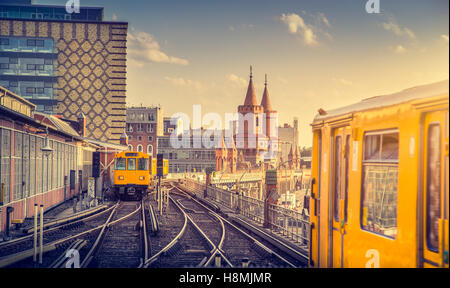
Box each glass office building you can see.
[0,36,57,113]
[0,0,128,143]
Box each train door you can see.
[421,110,449,268]
[330,127,351,267]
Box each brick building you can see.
[126,106,164,157]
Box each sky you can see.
[38,0,449,147]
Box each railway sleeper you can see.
[162,241,183,257]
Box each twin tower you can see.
[217,66,279,173]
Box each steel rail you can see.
[143,194,188,267]
[173,185,298,268]
[0,203,116,249]
[80,201,141,268]
[138,199,150,268]
[171,188,233,267]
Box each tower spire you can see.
[243,65,257,106]
[261,73,272,111]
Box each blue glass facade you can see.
[0,2,103,22]
[0,36,57,113]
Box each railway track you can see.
[145,186,301,268]
[80,200,147,268]
[0,203,118,268]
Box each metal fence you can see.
[178,178,310,248]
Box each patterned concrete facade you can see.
[0,19,128,143]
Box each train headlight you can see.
[139,176,145,181]
[118,176,124,180]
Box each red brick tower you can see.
[216,136,228,171]
[260,74,279,165]
[227,137,237,173]
[237,66,265,167]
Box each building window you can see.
[147,124,153,133]
[9,58,18,64]
[137,123,143,132]
[0,63,9,69]
[127,124,133,132]
[128,145,133,151]
[138,136,142,142]
[0,129,11,204]
[44,59,53,65]
[361,130,399,239]
[26,87,35,95]
[0,38,9,45]
[27,39,36,46]
[137,144,143,153]
[148,136,153,142]
[147,145,153,155]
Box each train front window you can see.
[138,158,149,171]
[361,130,399,238]
[127,158,136,170]
[115,158,126,170]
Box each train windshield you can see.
[127,158,136,170]
[138,158,149,171]
[115,158,126,170]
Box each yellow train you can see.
[113,152,169,200]
[309,80,448,268]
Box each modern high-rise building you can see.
[0,0,128,143]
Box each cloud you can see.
[164,77,203,90]
[128,29,189,66]
[332,77,353,86]
[441,34,449,44]
[228,24,255,32]
[394,45,406,54]
[381,20,416,40]
[280,13,318,46]
[317,12,330,28]
[226,74,248,87]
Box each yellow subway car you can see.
[309,80,448,268]
[113,151,151,200]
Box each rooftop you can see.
[0,0,105,22]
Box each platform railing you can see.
[178,178,310,250]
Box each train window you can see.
[138,158,149,171]
[364,132,399,162]
[127,158,136,170]
[361,131,399,238]
[364,135,381,161]
[334,136,342,222]
[426,124,441,251]
[381,133,399,160]
[115,158,126,170]
[344,135,350,222]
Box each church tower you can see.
[237,66,265,167]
